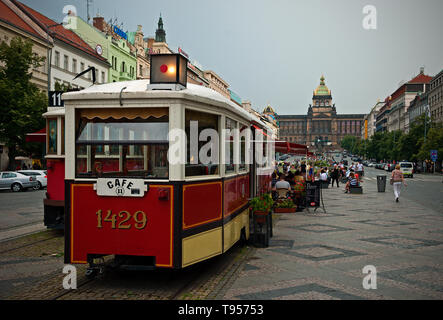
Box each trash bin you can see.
[377,175,386,192]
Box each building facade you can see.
[74,16,136,83]
[408,92,429,126]
[18,3,110,90]
[362,100,384,139]
[203,70,230,99]
[277,76,364,152]
[387,68,432,133]
[0,0,51,92]
[127,25,150,80]
[429,69,443,124]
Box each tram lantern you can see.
[149,54,188,90]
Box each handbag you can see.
[390,178,394,185]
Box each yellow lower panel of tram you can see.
[182,227,223,268]
[223,210,249,252]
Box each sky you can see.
[20,0,443,115]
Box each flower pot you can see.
[274,207,297,213]
[253,210,269,224]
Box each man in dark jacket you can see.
[330,165,340,188]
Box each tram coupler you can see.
[86,256,106,279]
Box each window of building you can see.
[64,55,69,70]
[101,71,105,84]
[80,62,85,72]
[185,110,219,177]
[54,51,60,67]
[72,59,77,73]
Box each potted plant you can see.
[274,199,297,213]
[250,194,273,224]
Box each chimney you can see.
[93,16,105,32]
[420,66,424,74]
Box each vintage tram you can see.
[58,55,275,274]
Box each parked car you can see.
[17,170,47,190]
[0,172,38,192]
[399,162,414,178]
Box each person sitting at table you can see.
[345,172,359,193]
[274,173,291,200]
[319,169,328,182]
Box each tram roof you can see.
[61,80,273,132]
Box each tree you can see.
[0,37,47,170]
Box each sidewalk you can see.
[217,177,443,300]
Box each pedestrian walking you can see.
[391,164,407,202]
[331,165,340,188]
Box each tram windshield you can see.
[75,109,169,179]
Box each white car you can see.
[399,162,414,178]
[17,170,47,190]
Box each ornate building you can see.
[277,75,365,152]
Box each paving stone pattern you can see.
[219,175,443,300]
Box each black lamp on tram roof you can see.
[148,53,188,90]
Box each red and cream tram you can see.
[60,55,275,274]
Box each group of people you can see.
[272,160,367,195]
[273,158,408,203]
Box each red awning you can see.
[26,128,46,143]
[275,141,312,156]
[252,124,270,137]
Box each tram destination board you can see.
[306,181,321,207]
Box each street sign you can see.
[48,91,64,107]
[430,150,437,162]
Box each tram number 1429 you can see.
[95,210,147,230]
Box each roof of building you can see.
[15,1,108,64]
[0,0,45,40]
[408,72,433,84]
[313,75,331,96]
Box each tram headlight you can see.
[150,54,187,88]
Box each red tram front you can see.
[63,72,275,273]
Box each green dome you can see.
[314,75,331,96]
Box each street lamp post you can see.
[46,23,63,93]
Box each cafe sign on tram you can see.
[95,178,147,197]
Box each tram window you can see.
[75,112,169,179]
[225,117,236,174]
[47,118,57,155]
[239,124,247,171]
[185,110,219,177]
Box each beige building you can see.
[387,68,432,133]
[129,25,150,79]
[0,0,51,92]
[429,69,443,124]
[203,70,230,99]
[362,100,384,139]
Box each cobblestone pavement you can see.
[218,170,443,300]
[0,228,255,300]
[2,169,442,300]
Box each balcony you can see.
[119,71,132,81]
